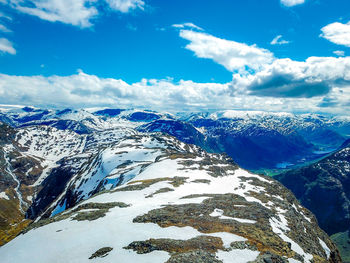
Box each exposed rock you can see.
[125,236,224,254]
[88,247,113,259]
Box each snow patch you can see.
[0,192,9,200]
[217,249,260,263]
[210,209,256,224]
[318,238,330,259]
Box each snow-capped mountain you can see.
[0,113,137,245]
[0,130,341,263]
[0,106,349,262]
[1,106,349,170]
[0,107,180,246]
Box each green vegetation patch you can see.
[331,231,350,263]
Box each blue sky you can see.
[1,0,350,114]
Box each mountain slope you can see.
[276,142,350,262]
[181,111,350,170]
[186,116,315,169]
[0,134,341,263]
[276,144,350,235]
[0,123,32,245]
[0,120,136,245]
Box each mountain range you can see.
[0,106,349,262]
[1,106,350,171]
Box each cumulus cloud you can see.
[0,71,232,111]
[178,29,274,72]
[280,0,305,7]
[0,22,343,113]
[106,0,144,13]
[0,38,16,54]
[318,96,339,108]
[176,26,350,103]
[7,0,98,28]
[172,23,203,31]
[270,35,290,45]
[3,0,145,28]
[233,56,350,98]
[321,21,350,47]
[0,70,349,115]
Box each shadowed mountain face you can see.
[137,114,350,170]
[139,118,316,170]
[276,141,350,262]
[276,143,350,235]
[182,112,350,168]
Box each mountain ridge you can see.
[0,132,342,262]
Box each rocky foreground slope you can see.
[0,133,342,262]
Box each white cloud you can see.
[0,12,12,21]
[280,0,305,7]
[333,50,345,57]
[0,23,343,114]
[4,0,146,28]
[0,16,349,115]
[1,70,349,115]
[106,0,144,13]
[8,0,98,28]
[0,38,16,55]
[178,29,274,72]
[0,24,11,33]
[0,12,12,32]
[270,35,290,45]
[172,23,203,31]
[321,21,350,47]
[233,56,350,99]
[0,71,231,111]
[177,27,350,100]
